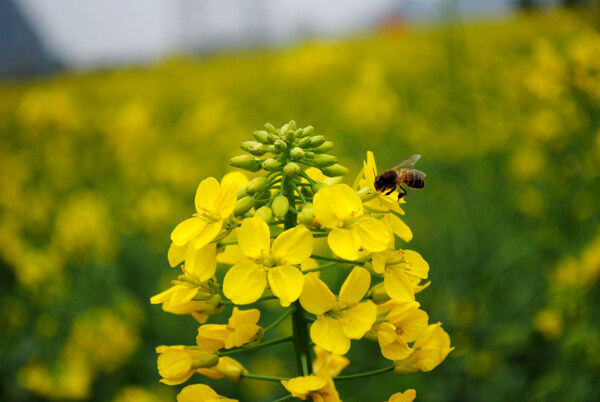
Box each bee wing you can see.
[392,154,421,171]
[412,169,427,178]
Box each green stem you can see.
[298,170,316,184]
[272,395,295,402]
[219,336,293,356]
[291,180,307,204]
[264,306,296,333]
[219,294,277,307]
[333,365,394,381]
[241,372,290,383]
[303,261,338,273]
[283,165,313,377]
[310,254,365,266]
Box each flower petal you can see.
[311,317,351,355]
[314,184,362,228]
[356,216,390,253]
[403,250,429,279]
[340,301,377,339]
[221,171,249,191]
[223,261,267,305]
[267,265,304,307]
[170,284,200,307]
[185,243,217,282]
[272,225,314,265]
[196,324,229,351]
[228,307,260,327]
[168,242,187,267]
[236,217,270,259]
[328,227,361,261]
[385,213,413,242]
[225,324,260,349]
[384,268,415,302]
[171,217,206,246]
[299,273,337,315]
[339,267,371,305]
[195,177,220,212]
[214,181,237,218]
[177,384,221,402]
[192,221,223,250]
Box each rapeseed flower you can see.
[313,184,389,260]
[222,217,313,306]
[155,346,218,385]
[388,389,417,402]
[281,371,340,401]
[370,249,429,302]
[177,384,238,402]
[377,302,428,361]
[171,177,237,250]
[393,323,453,375]
[300,267,377,355]
[197,356,246,382]
[196,307,262,351]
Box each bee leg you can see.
[385,187,395,196]
[397,186,407,200]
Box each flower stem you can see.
[283,165,313,377]
[310,254,365,266]
[241,372,290,383]
[303,261,338,273]
[333,365,394,381]
[264,306,296,333]
[218,336,293,356]
[272,395,295,402]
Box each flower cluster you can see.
[152,122,452,401]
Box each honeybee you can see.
[374,154,426,200]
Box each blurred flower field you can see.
[1,8,599,402]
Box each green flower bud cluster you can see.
[230,121,347,178]
[230,121,348,225]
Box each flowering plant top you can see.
[151,121,452,401]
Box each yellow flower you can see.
[371,249,429,302]
[222,216,313,306]
[305,167,344,186]
[171,177,237,250]
[388,389,416,402]
[355,151,413,242]
[159,295,223,324]
[196,307,262,351]
[312,346,350,377]
[155,346,218,385]
[168,242,218,282]
[151,244,218,309]
[378,302,428,361]
[300,267,377,355]
[197,356,247,382]
[313,184,389,260]
[393,323,453,375]
[177,384,238,402]
[281,371,340,402]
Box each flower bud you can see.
[237,187,249,199]
[248,143,267,156]
[267,133,278,144]
[313,141,334,154]
[290,147,304,161]
[230,155,261,172]
[280,123,289,135]
[294,128,304,139]
[309,135,326,147]
[234,196,255,216]
[255,206,273,222]
[288,120,297,131]
[283,162,300,176]
[253,130,270,144]
[274,139,287,152]
[240,141,260,152]
[312,182,326,193]
[272,195,290,219]
[312,154,338,168]
[304,151,315,159]
[298,137,311,148]
[297,206,315,225]
[321,164,348,177]
[285,130,295,143]
[197,357,247,382]
[246,177,268,194]
[262,158,282,171]
[369,282,391,304]
[303,125,314,136]
[264,123,278,134]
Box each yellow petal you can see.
[192,221,223,250]
[168,242,187,267]
[171,217,207,246]
[170,284,200,307]
[299,273,337,315]
[225,324,261,349]
[185,243,217,282]
[228,307,260,327]
[387,305,429,343]
[384,268,415,302]
[271,225,314,265]
[217,244,246,265]
[378,323,412,361]
[338,267,371,305]
[340,301,377,339]
[356,216,390,253]
[177,383,238,402]
[221,171,249,191]
[311,316,351,355]
[314,184,362,228]
[267,265,304,307]
[196,324,230,351]
[195,177,220,212]
[214,180,237,218]
[151,286,176,304]
[403,250,429,279]
[388,389,416,402]
[385,213,413,242]
[281,375,327,398]
[223,261,267,305]
[236,217,270,259]
[328,227,361,260]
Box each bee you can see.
[374,154,426,200]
